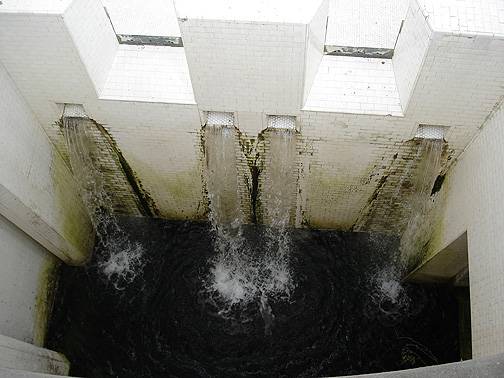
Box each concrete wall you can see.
[0,62,93,264]
[0,215,57,347]
[425,100,504,357]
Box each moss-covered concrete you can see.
[51,149,95,265]
[32,254,60,347]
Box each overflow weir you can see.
[45,114,465,377]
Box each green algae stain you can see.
[51,149,95,266]
[33,254,60,347]
[164,169,205,217]
[127,158,207,221]
[302,172,355,231]
[422,177,450,264]
[404,175,451,273]
[94,123,160,217]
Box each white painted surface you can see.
[433,101,504,357]
[304,56,403,116]
[0,334,69,375]
[102,0,181,37]
[0,215,55,345]
[326,0,409,49]
[102,45,195,104]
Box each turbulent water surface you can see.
[47,217,459,378]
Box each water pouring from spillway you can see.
[62,104,145,289]
[203,113,296,314]
[366,127,447,315]
[399,128,446,270]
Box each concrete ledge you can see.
[0,186,93,265]
[345,354,504,377]
[0,335,69,376]
[0,368,71,378]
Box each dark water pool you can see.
[47,217,459,377]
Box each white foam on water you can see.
[203,124,296,313]
[98,238,145,290]
[370,266,410,316]
[207,228,294,307]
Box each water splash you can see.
[63,114,145,289]
[203,125,295,314]
[366,234,410,320]
[369,265,410,319]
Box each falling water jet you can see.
[399,126,447,270]
[369,126,447,315]
[62,104,145,289]
[203,112,250,306]
[260,116,298,296]
[203,113,296,319]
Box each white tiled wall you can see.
[297,111,413,229]
[64,0,118,94]
[326,0,409,49]
[101,45,195,104]
[174,0,325,24]
[392,0,433,112]
[0,12,97,125]
[102,0,181,37]
[1,0,503,230]
[431,100,504,357]
[406,31,504,129]
[419,0,504,35]
[303,0,329,106]
[304,56,403,116]
[0,0,72,13]
[179,18,308,114]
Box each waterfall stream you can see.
[399,139,444,269]
[63,114,145,289]
[203,124,295,321]
[370,138,445,316]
